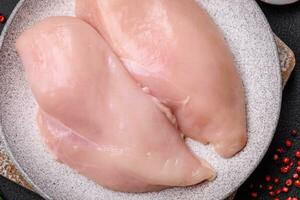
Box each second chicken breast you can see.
[76,0,247,158]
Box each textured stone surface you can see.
[0,0,283,199]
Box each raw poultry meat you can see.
[16,17,215,192]
[76,0,247,158]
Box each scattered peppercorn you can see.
[269,191,275,197]
[274,177,280,184]
[267,185,273,190]
[274,154,279,161]
[281,166,291,174]
[265,175,272,182]
[283,157,291,164]
[293,173,299,179]
[295,151,300,159]
[246,129,300,198]
[275,188,281,195]
[285,139,293,148]
[282,186,289,193]
[294,180,300,187]
[291,129,298,136]
[250,191,258,198]
[0,14,6,24]
[285,179,293,187]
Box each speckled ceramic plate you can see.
[0,0,282,199]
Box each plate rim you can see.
[0,1,52,199]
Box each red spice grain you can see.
[265,175,272,182]
[294,179,300,187]
[282,186,289,193]
[295,151,300,159]
[275,188,281,195]
[250,191,258,198]
[267,185,273,190]
[283,157,291,164]
[281,166,291,174]
[268,191,275,197]
[285,139,293,148]
[291,129,298,136]
[0,14,6,24]
[274,154,279,161]
[293,173,299,179]
[285,179,293,187]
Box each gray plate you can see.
[0,0,282,199]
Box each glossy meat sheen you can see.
[16,17,215,192]
[76,0,247,158]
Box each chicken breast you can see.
[76,0,247,158]
[16,17,215,192]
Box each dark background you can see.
[1,0,300,199]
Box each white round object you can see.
[0,0,282,199]
[260,0,299,5]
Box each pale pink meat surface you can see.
[76,0,247,158]
[16,17,215,192]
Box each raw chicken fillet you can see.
[16,17,215,192]
[76,0,247,158]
